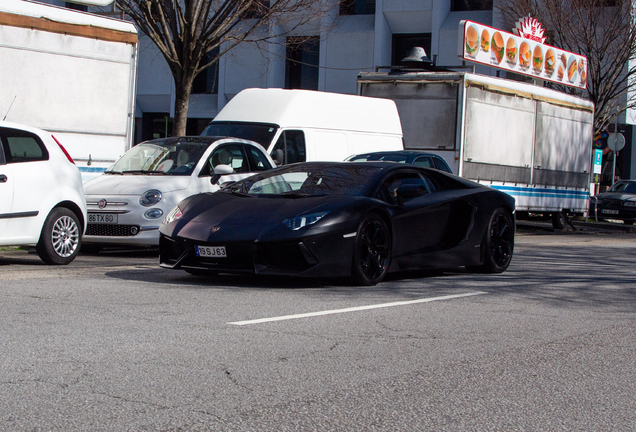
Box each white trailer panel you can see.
[0,0,138,180]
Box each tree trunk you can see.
[172,75,194,137]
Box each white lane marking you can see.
[228,291,487,326]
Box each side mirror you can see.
[273,149,284,166]
[210,164,234,185]
[395,184,428,207]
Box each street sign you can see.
[607,133,625,152]
[593,149,603,174]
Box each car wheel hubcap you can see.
[52,216,79,258]
[490,213,513,267]
[359,220,389,280]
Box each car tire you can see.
[470,207,514,274]
[36,208,82,265]
[351,213,391,286]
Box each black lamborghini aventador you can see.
[159,162,515,285]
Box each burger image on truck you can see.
[465,25,479,57]
[480,29,490,52]
[491,32,504,63]
[506,37,518,64]
[519,42,530,68]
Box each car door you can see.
[0,135,13,238]
[381,171,453,258]
[0,128,51,242]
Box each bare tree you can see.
[115,0,337,136]
[496,0,636,134]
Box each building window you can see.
[192,48,219,94]
[65,2,88,11]
[340,0,376,15]
[141,113,172,142]
[285,36,320,91]
[391,34,432,66]
[240,0,270,20]
[450,0,493,11]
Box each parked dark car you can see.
[590,180,636,224]
[345,150,453,173]
[159,162,515,285]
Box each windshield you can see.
[223,164,382,197]
[609,181,636,194]
[201,122,278,148]
[106,139,210,175]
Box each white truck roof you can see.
[0,0,137,35]
[463,73,594,110]
[214,88,403,135]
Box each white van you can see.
[201,88,404,165]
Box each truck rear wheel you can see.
[551,210,567,230]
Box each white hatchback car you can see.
[0,121,87,264]
[82,136,275,249]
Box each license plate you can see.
[602,209,619,215]
[195,245,227,258]
[88,213,118,224]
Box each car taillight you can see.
[52,135,75,164]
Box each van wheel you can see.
[36,208,81,265]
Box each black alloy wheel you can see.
[351,213,391,286]
[481,207,514,273]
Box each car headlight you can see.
[140,189,162,207]
[144,208,164,219]
[624,201,636,207]
[283,211,330,230]
[163,206,183,224]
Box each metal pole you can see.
[612,109,619,184]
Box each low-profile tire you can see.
[351,213,391,286]
[551,210,567,230]
[36,207,82,265]
[471,207,514,273]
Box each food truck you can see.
[358,18,594,229]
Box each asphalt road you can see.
[1,225,636,431]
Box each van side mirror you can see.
[210,164,234,185]
[273,149,284,166]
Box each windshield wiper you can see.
[121,170,171,175]
[221,186,253,197]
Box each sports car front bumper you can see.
[159,231,356,278]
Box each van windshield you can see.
[201,122,278,148]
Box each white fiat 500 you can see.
[82,136,275,250]
[0,121,87,264]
